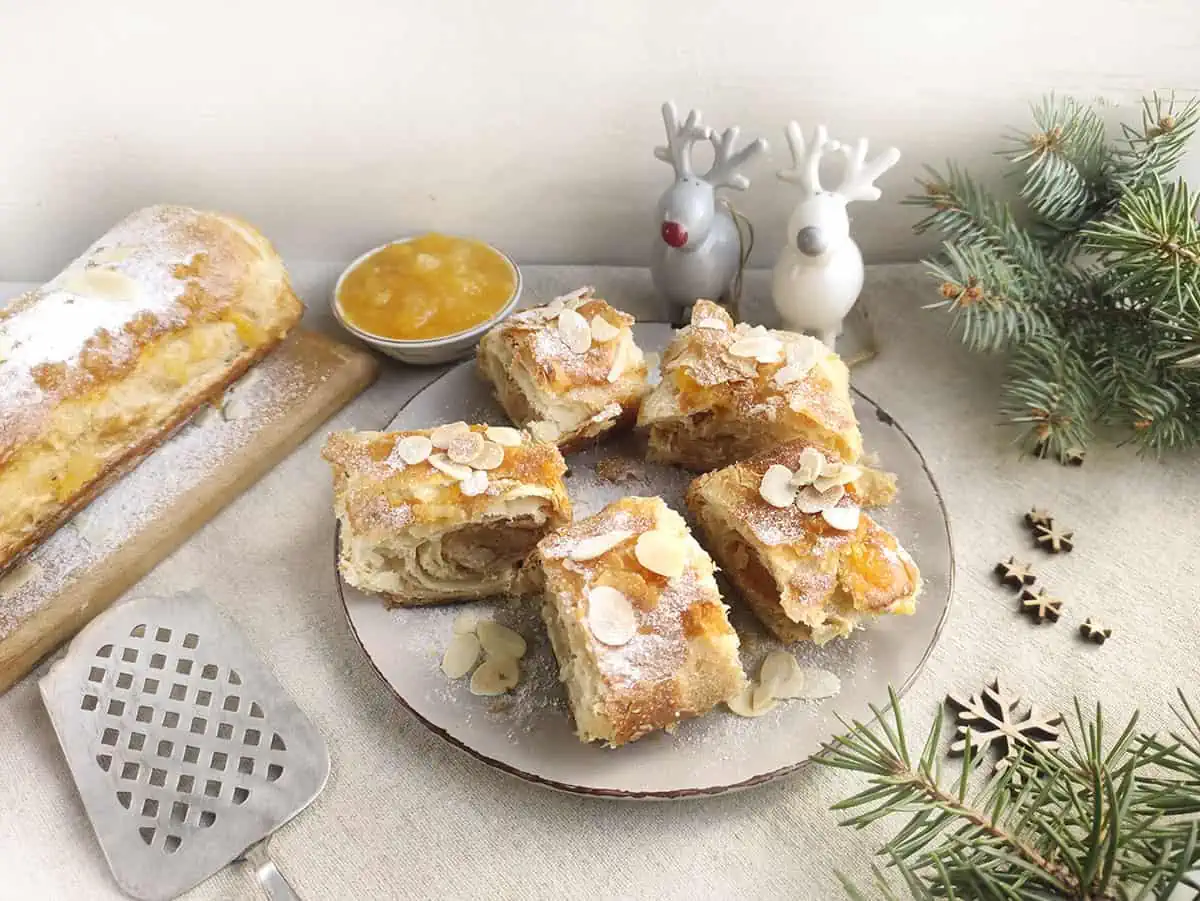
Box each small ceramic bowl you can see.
[331,237,522,365]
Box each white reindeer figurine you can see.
[652,102,768,324]
[771,122,900,348]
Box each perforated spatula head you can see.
[40,592,329,901]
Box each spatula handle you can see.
[245,839,302,901]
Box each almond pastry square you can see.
[476,287,650,452]
[637,300,861,471]
[687,441,921,645]
[527,495,746,747]
[323,424,571,605]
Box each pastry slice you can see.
[323,423,571,605]
[527,496,746,746]
[477,287,650,452]
[687,441,921,644]
[637,300,861,471]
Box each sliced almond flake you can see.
[759,464,798,508]
[538,298,565,320]
[763,652,801,695]
[60,267,140,302]
[472,441,505,470]
[794,447,826,485]
[452,612,481,635]
[726,685,778,718]
[760,651,806,698]
[484,426,523,447]
[784,339,824,373]
[555,286,593,305]
[607,339,628,383]
[795,483,845,514]
[789,668,841,700]
[728,335,784,364]
[591,403,622,424]
[589,315,621,343]
[569,529,634,561]
[396,435,434,465]
[460,470,489,496]
[557,308,592,354]
[428,453,473,481]
[751,681,777,710]
[822,505,860,531]
[586,586,638,646]
[476,621,527,659]
[431,421,471,449]
[528,420,561,443]
[695,318,729,331]
[469,657,520,696]
[441,633,481,679]
[819,455,844,477]
[634,530,686,580]
[447,431,485,465]
[772,365,805,387]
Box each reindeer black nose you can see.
[796,226,827,257]
[661,221,688,248]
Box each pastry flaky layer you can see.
[323,425,571,606]
[638,300,861,471]
[476,287,650,452]
[687,441,921,645]
[527,495,746,747]
[0,205,303,572]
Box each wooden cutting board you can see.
[0,328,378,692]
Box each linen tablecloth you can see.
[2,263,1197,900]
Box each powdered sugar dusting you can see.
[0,345,310,643]
[0,207,210,420]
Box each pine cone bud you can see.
[940,281,959,299]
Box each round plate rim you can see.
[335,342,956,800]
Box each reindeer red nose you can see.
[661,221,688,248]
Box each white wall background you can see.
[1,0,1198,281]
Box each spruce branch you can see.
[820,687,1200,900]
[912,92,1200,460]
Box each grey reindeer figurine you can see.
[651,102,768,324]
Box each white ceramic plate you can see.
[337,323,953,799]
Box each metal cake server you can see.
[40,591,330,901]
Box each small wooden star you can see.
[1080,619,1112,645]
[995,557,1036,588]
[1019,588,1062,623]
[1035,522,1074,553]
[1024,507,1054,530]
[1063,446,1086,467]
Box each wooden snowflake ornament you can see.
[947,677,1063,774]
[1034,521,1074,553]
[995,556,1036,588]
[1019,587,1062,623]
[1080,618,1113,645]
[1024,507,1054,530]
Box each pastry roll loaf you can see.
[528,496,746,746]
[687,441,921,644]
[477,287,650,452]
[0,206,303,572]
[324,424,571,605]
[638,300,861,471]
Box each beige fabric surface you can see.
[2,263,1198,901]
